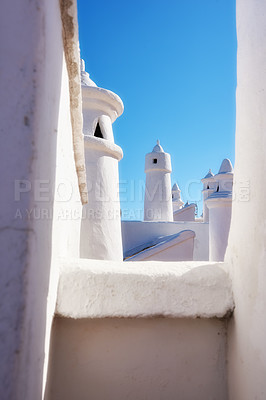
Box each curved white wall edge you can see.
[125,230,195,261]
[82,85,124,122]
[84,135,123,160]
[56,259,234,319]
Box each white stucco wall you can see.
[48,259,232,398]
[55,259,233,319]
[80,80,124,261]
[46,317,228,400]
[144,171,173,222]
[144,150,173,222]
[202,189,210,222]
[81,86,123,139]
[42,55,82,397]
[208,200,232,262]
[173,204,196,221]
[0,1,82,398]
[126,230,195,261]
[80,138,123,261]
[226,0,266,399]
[122,220,209,261]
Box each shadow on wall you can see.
[45,317,228,400]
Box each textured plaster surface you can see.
[80,142,123,261]
[60,0,87,205]
[80,82,124,261]
[84,135,123,160]
[0,0,64,398]
[226,0,266,398]
[46,317,228,400]
[56,259,234,319]
[0,0,83,398]
[82,85,124,125]
[144,149,173,222]
[42,55,82,397]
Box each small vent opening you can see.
[94,123,104,139]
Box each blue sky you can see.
[77,0,237,219]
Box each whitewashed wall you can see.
[122,220,209,260]
[0,1,82,399]
[208,201,232,261]
[173,204,195,222]
[144,149,173,222]
[125,231,195,261]
[226,0,266,399]
[45,258,233,399]
[46,317,228,400]
[42,56,82,397]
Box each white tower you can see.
[206,159,233,261]
[201,169,215,222]
[80,60,124,261]
[144,141,173,221]
[172,183,184,212]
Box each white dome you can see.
[172,183,180,192]
[218,159,233,174]
[203,169,214,179]
[152,140,164,153]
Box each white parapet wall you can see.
[173,203,196,222]
[125,230,195,262]
[55,259,233,319]
[122,220,209,261]
[44,258,233,400]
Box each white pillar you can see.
[172,183,184,212]
[80,62,124,261]
[144,141,173,222]
[201,169,215,222]
[206,160,233,261]
[207,199,232,261]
